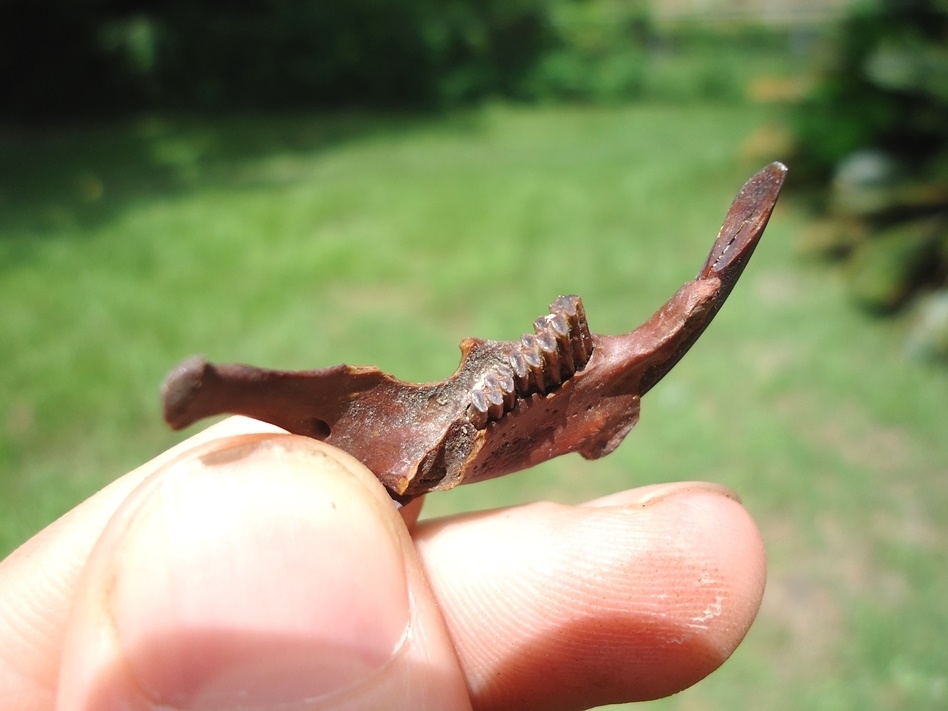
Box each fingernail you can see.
[631,481,741,506]
[107,437,410,710]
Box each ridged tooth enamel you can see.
[520,333,547,394]
[482,373,506,420]
[534,327,561,386]
[507,349,530,393]
[469,388,489,428]
[550,295,592,365]
[495,365,517,409]
[548,312,570,338]
[468,295,594,429]
[547,312,575,376]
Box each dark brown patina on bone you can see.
[162,162,787,504]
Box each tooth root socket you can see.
[467,294,594,429]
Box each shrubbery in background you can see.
[518,0,652,102]
[7,0,942,354]
[1,0,607,118]
[2,0,768,119]
[791,0,948,181]
[789,0,948,360]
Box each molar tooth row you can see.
[467,295,593,429]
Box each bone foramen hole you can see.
[306,418,332,440]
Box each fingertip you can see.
[648,486,767,661]
[586,481,767,661]
[414,485,767,710]
[584,480,742,507]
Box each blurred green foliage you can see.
[518,0,652,102]
[2,0,796,120]
[788,0,948,354]
[791,0,948,181]
[0,0,596,118]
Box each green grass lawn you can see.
[2,103,946,709]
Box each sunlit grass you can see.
[2,103,946,709]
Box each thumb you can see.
[57,434,470,711]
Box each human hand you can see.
[0,417,766,711]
